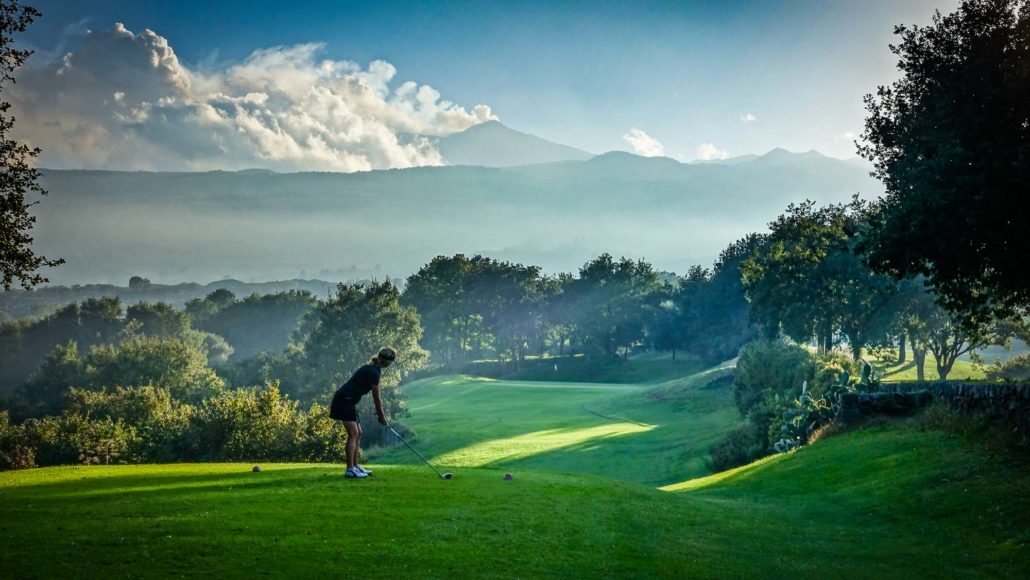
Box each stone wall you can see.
[837,382,1030,435]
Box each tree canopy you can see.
[859,0,1030,321]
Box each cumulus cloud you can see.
[10,23,497,172]
[836,131,858,141]
[622,128,665,157]
[696,143,729,161]
[740,113,757,123]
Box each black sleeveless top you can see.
[332,364,380,402]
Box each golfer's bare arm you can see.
[372,384,387,424]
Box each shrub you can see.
[710,342,861,471]
[7,414,140,467]
[1,384,349,469]
[67,386,193,462]
[186,382,348,462]
[733,341,816,415]
[708,421,767,472]
[295,403,349,463]
[984,353,1030,380]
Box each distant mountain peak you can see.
[436,122,592,168]
[589,151,681,165]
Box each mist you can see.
[31,151,880,285]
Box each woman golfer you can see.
[330,347,396,478]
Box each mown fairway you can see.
[2,367,1028,578]
[1,426,1027,578]
[369,366,739,486]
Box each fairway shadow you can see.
[0,465,341,500]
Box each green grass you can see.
[868,353,986,382]
[3,363,1028,577]
[370,365,739,486]
[2,424,1026,578]
[463,354,707,384]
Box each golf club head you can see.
[441,472,453,480]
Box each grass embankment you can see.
[2,424,1026,578]
[371,366,738,486]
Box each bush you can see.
[67,386,193,462]
[6,414,140,467]
[708,421,767,472]
[710,341,861,471]
[1,384,350,469]
[186,382,348,462]
[733,341,816,415]
[984,353,1030,380]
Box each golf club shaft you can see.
[388,426,446,478]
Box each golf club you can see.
[387,425,453,480]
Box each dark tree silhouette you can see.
[1,0,61,290]
[859,0,1030,322]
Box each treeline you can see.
[3,205,1027,468]
[740,199,1028,381]
[0,281,422,468]
[0,277,341,321]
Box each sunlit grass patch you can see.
[434,422,655,466]
[659,453,788,492]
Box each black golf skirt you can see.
[330,396,359,422]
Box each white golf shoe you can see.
[345,468,368,478]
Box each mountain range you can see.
[29,122,881,285]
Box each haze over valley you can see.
[34,122,878,284]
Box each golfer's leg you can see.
[343,421,359,469]
[355,423,363,464]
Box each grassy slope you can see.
[370,365,738,486]
[1,425,1026,578]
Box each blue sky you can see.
[18,0,958,168]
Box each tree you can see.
[296,280,427,409]
[570,254,661,359]
[83,336,225,402]
[191,290,316,360]
[541,273,577,357]
[0,297,123,394]
[1,0,62,289]
[859,0,1030,322]
[20,340,82,416]
[403,255,479,366]
[742,200,897,358]
[128,276,151,290]
[403,254,545,367]
[126,302,191,339]
[675,235,762,363]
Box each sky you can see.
[13,0,960,171]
